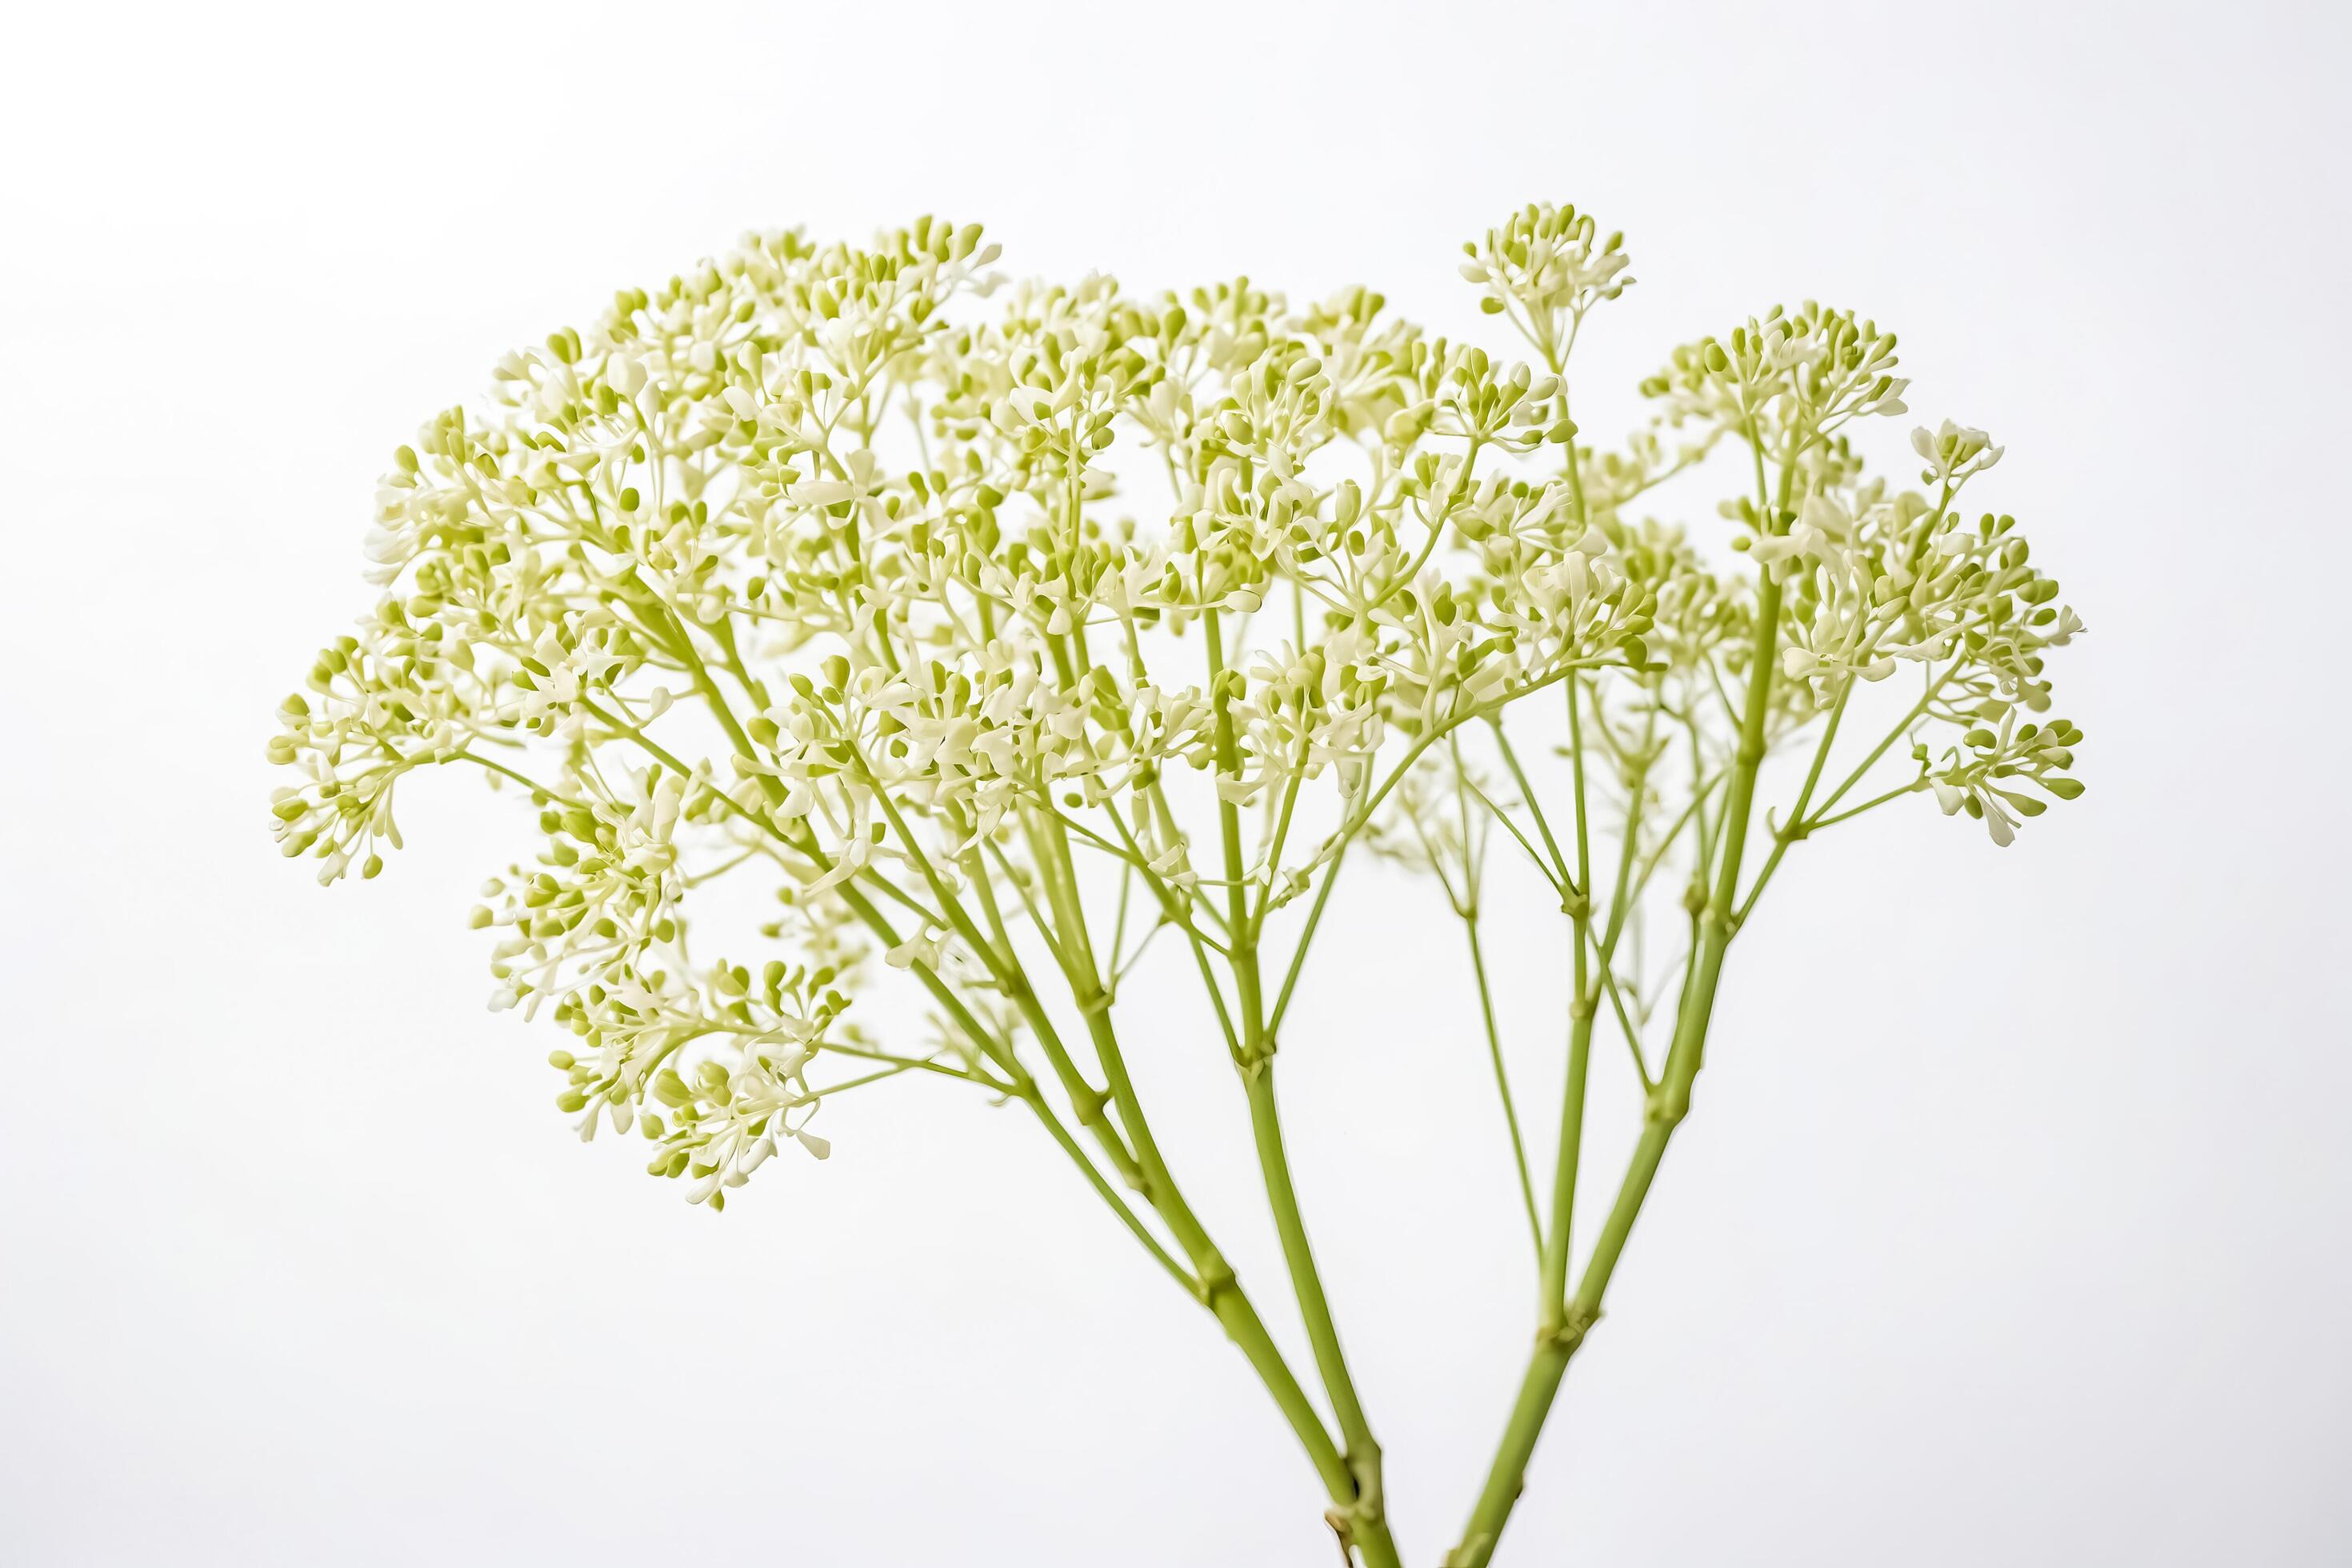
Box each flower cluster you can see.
[274,202,2083,1209]
[546,957,852,1210]
[1459,202,1633,362]
[1924,710,2086,846]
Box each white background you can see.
[4,2,2346,1563]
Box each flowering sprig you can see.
[274,202,2083,1566]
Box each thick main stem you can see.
[1537,678,1598,1319]
[1446,442,1795,1568]
[1026,806,1371,1529]
[1207,611,1399,1568]
[1244,1069,1399,1567]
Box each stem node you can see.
[1535,1305,1602,1353]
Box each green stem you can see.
[1536,678,1597,1318]
[1806,778,1922,833]
[840,883,1196,1301]
[1242,1070,1400,1567]
[1447,425,1798,1568]
[1032,777,1386,1558]
[1489,724,1575,893]
[1735,686,1849,924]
[1468,916,1544,1258]
[1206,611,1398,1568]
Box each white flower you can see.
[1910,419,2004,482]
